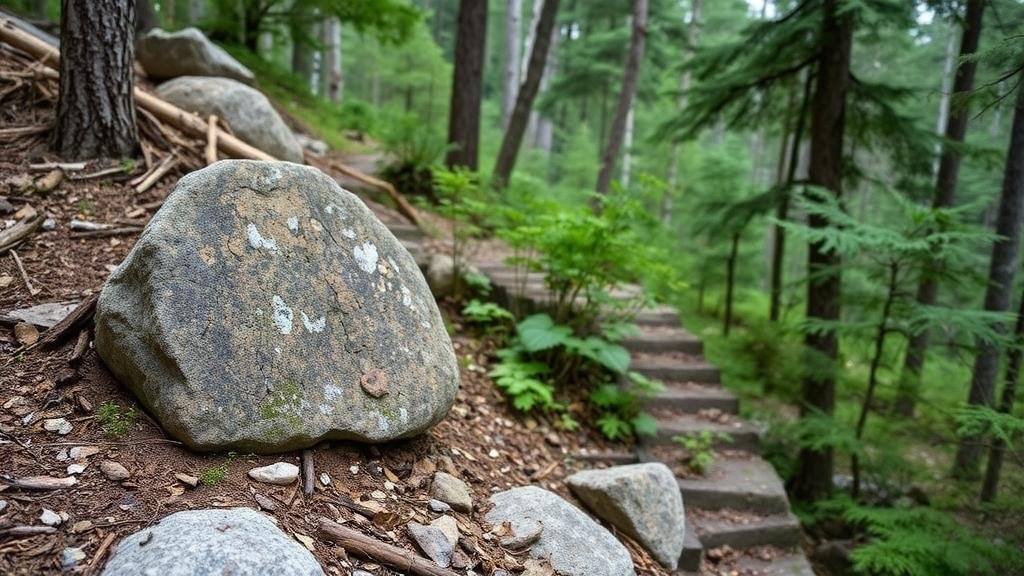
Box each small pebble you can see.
[42,218,56,231]
[384,481,395,491]
[320,472,331,486]
[488,449,500,458]
[349,465,359,474]
[69,446,100,459]
[99,460,130,481]
[428,499,451,513]
[71,520,92,533]
[61,547,86,569]
[0,500,7,513]
[21,412,34,426]
[39,508,61,526]
[66,463,86,475]
[55,449,69,461]
[248,462,299,485]
[43,418,73,435]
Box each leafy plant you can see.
[489,349,558,412]
[435,168,489,300]
[97,401,136,438]
[462,299,514,326]
[380,113,450,201]
[672,430,732,475]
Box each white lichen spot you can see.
[342,228,356,239]
[421,320,432,329]
[325,204,335,215]
[319,404,334,415]
[272,295,294,335]
[247,223,278,251]
[324,384,343,401]
[376,413,389,433]
[400,408,408,424]
[300,311,327,333]
[353,242,379,274]
[400,286,412,307]
[286,216,300,235]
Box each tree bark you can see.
[953,72,1024,479]
[595,0,648,199]
[502,0,522,128]
[894,0,984,418]
[663,0,701,225]
[932,19,959,177]
[52,0,139,161]
[291,5,316,94]
[981,289,1024,502]
[445,0,488,170]
[791,0,852,503]
[322,17,343,103]
[621,104,635,188]
[724,232,740,336]
[491,0,560,187]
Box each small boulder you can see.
[430,515,460,547]
[42,418,72,435]
[430,472,472,513]
[155,77,303,162]
[485,486,634,576]
[137,28,255,85]
[94,161,458,452]
[248,462,299,485]
[407,522,454,568]
[101,508,322,576]
[567,463,685,570]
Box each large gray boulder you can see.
[101,508,322,576]
[155,77,303,162]
[95,161,459,452]
[567,463,685,570]
[137,27,255,85]
[485,486,634,576]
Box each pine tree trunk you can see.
[662,0,701,225]
[291,5,315,94]
[953,72,1024,480]
[322,17,343,103]
[895,0,984,418]
[492,0,560,187]
[621,104,635,188]
[981,289,1024,502]
[445,0,489,170]
[595,0,648,199]
[52,0,139,161]
[724,233,740,337]
[791,0,853,503]
[932,21,959,177]
[532,29,558,154]
[502,0,523,129]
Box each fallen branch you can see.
[0,124,50,138]
[34,292,98,350]
[301,449,315,495]
[87,531,117,574]
[0,212,42,254]
[30,161,85,171]
[205,114,218,165]
[70,226,141,239]
[318,518,459,576]
[0,18,276,162]
[0,525,58,537]
[69,328,89,365]
[9,249,38,295]
[134,154,178,194]
[69,166,128,181]
[0,475,77,490]
[326,159,420,227]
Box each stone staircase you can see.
[371,208,814,575]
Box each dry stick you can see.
[134,155,178,194]
[9,249,37,295]
[326,160,421,226]
[318,518,460,576]
[0,124,50,138]
[87,531,117,575]
[301,449,315,495]
[0,213,43,254]
[34,168,63,192]
[0,18,276,162]
[70,166,126,181]
[1,475,78,490]
[70,227,142,239]
[69,328,89,365]
[33,292,99,350]
[29,161,85,171]
[0,526,58,537]
[205,114,218,165]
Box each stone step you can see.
[678,521,704,573]
[388,222,424,242]
[634,307,680,327]
[690,510,802,551]
[401,241,427,267]
[733,550,816,576]
[644,382,738,414]
[646,415,761,453]
[676,458,790,514]
[621,328,703,355]
[631,358,720,384]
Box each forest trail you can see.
[370,203,814,574]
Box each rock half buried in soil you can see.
[567,463,685,570]
[94,161,458,452]
[101,508,322,576]
[485,486,635,576]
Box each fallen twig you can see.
[0,475,77,490]
[0,124,50,138]
[318,518,459,576]
[9,249,38,295]
[302,449,315,495]
[86,531,117,575]
[134,154,178,194]
[69,328,89,365]
[34,292,98,350]
[0,212,43,254]
[325,159,420,226]
[70,226,141,239]
[69,166,129,181]
[0,525,58,537]
[29,161,85,171]
[205,114,218,165]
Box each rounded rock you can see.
[94,161,458,453]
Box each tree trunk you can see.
[533,28,559,154]
[595,0,648,199]
[981,289,1024,502]
[322,17,343,103]
[136,0,158,35]
[291,5,315,94]
[953,72,1024,480]
[895,0,984,418]
[932,20,959,177]
[52,0,139,161]
[724,233,740,337]
[621,104,635,188]
[770,70,814,322]
[491,0,560,187]
[502,0,522,128]
[188,0,205,24]
[445,0,488,170]
[662,0,701,225]
[790,0,852,503]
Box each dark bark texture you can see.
[895,0,984,418]
[981,290,1024,501]
[791,0,852,503]
[492,0,560,188]
[53,0,139,161]
[445,0,488,170]
[136,0,158,34]
[595,0,648,198]
[953,76,1024,479]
